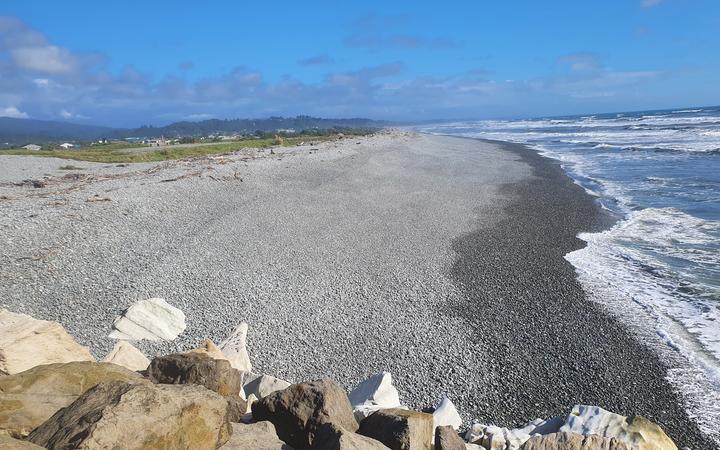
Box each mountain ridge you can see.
[0,116,389,145]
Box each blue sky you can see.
[0,0,718,126]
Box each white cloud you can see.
[559,52,602,72]
[641,0,664,8]
[0,106,29,118]
[0,15,679,126]
[59,109,88,120]
[11,45,76,74]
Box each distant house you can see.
[147,136,168,147]
[22,144,42,151]
[59,143,74,149]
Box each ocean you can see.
[418,106,720,437]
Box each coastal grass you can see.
[0,134,352,163]
[58,164,85,170]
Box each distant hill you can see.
[108,116,388,139]
[0,117,111,145]
[0,116,388,145]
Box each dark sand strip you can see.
[447,138,716,449]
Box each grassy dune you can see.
[0,134,349,163]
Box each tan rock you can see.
[188,338,228,360]
[0,309,94,375]
[220,421,293,450]
[252,378,359,450]
[435,425,465,450]
[520,432,630,450]
[226,394,248,423]
[0,361,144,438]
[28,380,231,450]
[560,405,677,450]
[101,341,150,371]
[0,435,44,449]
[358,408,433,450]
[314,423,391,450]
[147,352,242,396]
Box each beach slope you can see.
[0,132,714,448]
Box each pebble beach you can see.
[0,131,715,448]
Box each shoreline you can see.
[0,131,715,448]
[447,136,716,448]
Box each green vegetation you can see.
[86,142,144,151]
[0,130,375,163]
[108,117,387,140]
[58,164,85,170]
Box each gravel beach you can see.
[0,132,714,448]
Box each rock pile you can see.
[0,306,680,450]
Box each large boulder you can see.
[358,408,433,450]
[244,373,292,399]
[0,435,44,449]
[28,380,231,449]
[108,297,186,341]
[0,361,144,438]
[348,372,402,422]
[0,309,94,374]
[146,352,242,396]
[219,322,253,372]
[226,394,249,422]
[101,341,150,371]
[434,425,465,450]
[560,405,677,450]
[252,378,359,450]
[520,432,630,450]
[220,421,294,449]
[314,423,391,450]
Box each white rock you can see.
[0,309,94,374]
[433,396,463,430]
[465,417,561,450]
[246,393,257,414]
[482,425,510,450]
[243,374,291,399]
[101,341,150,371]
[349,372,401,407]
[349,372,403,422]
[465,444,486,450]
[219,322,252,372]
[108,298,186,341]
[348,371,402,421]
[526,416,563,435]
[465,423,485,444]
[560,404,677,450]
